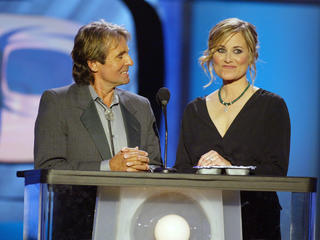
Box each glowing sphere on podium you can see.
[154,214,190,240]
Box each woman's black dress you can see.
[175,89,291,240]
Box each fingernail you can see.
[121,147,128,152]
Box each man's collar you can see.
[88,85,119,107]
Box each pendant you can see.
[224,105,228,112]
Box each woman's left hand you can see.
[197,150,232,167]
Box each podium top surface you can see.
[17,169,317,193]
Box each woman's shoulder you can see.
[181,97,207,118]
[254,88,288,114]
[255,88,286,104]
[183,90,220,115]
[185,96,206,110]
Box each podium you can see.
[17,170,317,240]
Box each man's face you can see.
[92,37,134,89]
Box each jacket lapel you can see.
[76,86,140,159]
[118,89,141,148]
[76,85,111,160]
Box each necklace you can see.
[218,82,250,112]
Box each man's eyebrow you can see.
[116,50,129,57]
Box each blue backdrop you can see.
[0,0,319,239]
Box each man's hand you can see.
[109,147,150,172]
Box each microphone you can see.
[156,87,170,106]
[154,88,176,173]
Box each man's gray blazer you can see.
[34,83,162,170]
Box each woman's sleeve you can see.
[174,108,197,173]
[256,97,291,176]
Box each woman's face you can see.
[212,32,251,82]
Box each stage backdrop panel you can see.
[0,0,137,163]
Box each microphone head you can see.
[156,87,170,106]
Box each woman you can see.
[175,18,290,239]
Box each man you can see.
[33,20,162,239]
[34,20,162,171]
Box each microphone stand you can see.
[163,103,168,170]
[154,101,176,173]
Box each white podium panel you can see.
[93,186,242,240]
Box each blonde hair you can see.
[199,18,259,87]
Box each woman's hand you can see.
[197,150,232,167]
